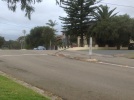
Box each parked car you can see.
[37,46,46,50]
[128,43,134,50]
[33,48,37,50]
[33,46,46,50]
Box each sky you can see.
[0,0,134,40]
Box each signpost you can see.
[89,37,92,59]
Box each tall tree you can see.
[3,0,64,19]
[46,20,58,28]
[112,14,132,49]
[26,26,45,48]
[92,13,132,49]
[42,27,56,49]
[93,5,117,21]
[26,26,55,49]
[129,18,134,40]
[0,36,5,48]
[60,0,99,47]
[91,5,117,46]
[46,20,58,32]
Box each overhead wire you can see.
[100,1,134,8]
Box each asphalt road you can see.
[0,50,134,100]
[81,50,134,55]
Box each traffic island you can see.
[54,53,98,62]
[85,59,98,62]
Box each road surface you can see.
[0,50,134,100]
[80,50,134,55]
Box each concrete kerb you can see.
[0,71,63,100]
[52,53,134,69]
[51,53,98,62]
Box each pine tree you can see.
[60,0,99,47]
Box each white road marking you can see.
[0,54,48,57]
[97,62,134,69]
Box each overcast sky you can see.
[0,0,134,40]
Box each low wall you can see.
[58,46,128,50]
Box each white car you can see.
[37,46,46,50]
[33,48,38,50]
[33,46,46,50]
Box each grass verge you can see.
[0,75,50,100]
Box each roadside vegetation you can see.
[60,1,134,49]
[0,75,49,100]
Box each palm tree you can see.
[90,5,118,46]
[46,20,58,28]
[93,5,117,21]
[46,20,58,49]
[46,20,58,32]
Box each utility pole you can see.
[20,40,23,49]
[89,37,92,59]
[50,40,51,50]
[22,30,26,49]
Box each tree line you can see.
[59,0,134,49]
[0,20,58,50]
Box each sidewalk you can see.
[54,50,134,67]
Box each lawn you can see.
[0,75,50,100]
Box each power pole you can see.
[89,37,92,59]
[50,40,51,50]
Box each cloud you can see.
[0,0,65,40]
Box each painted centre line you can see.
[0,54,48,57]
[97,61,134,69]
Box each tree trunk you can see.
[80,34,84,47]
[116,45,120,50]
[87,38,89,46]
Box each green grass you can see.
[0,75,50,100]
